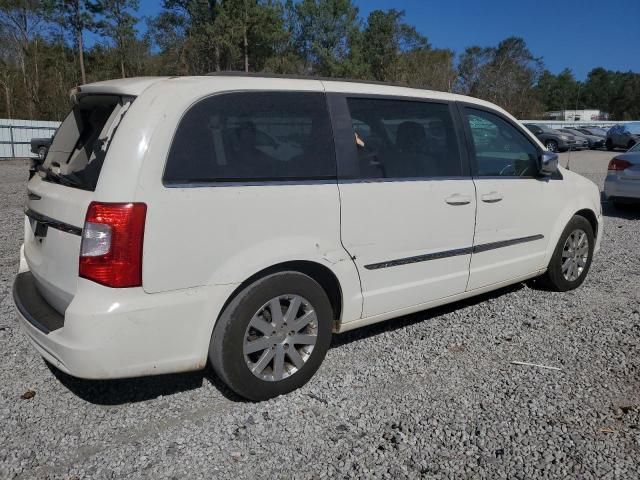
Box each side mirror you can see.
[539,151,558,175]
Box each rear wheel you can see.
[628,140,636,150]
[37,146,48,160]
[209,271,333,401]
[539,215,594,292]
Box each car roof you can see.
[75,73,512,117]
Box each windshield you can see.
[41,95,132,191]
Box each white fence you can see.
[0,119,60,158]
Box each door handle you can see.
[481,192,503,203]
[445,194,472,206]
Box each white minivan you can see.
[14,74,603,400]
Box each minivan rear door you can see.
[327,92,476,318]
[23,95,131,313]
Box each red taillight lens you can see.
[608,158,632,171]
[79,202,147,288]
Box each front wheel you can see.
[539,216,594,292]
[37,146,48,160]
[545,140,558,152]
[209,271,333,401]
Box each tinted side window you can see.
[345,98,462,179]
[465,108,538,177]
[164,92,335,183]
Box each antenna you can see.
[566,83,582,171]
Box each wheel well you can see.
[575,209,598,237]
[219,261,343,323]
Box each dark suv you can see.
[523,124,575,152]
[606,123,640,151]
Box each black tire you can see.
[209,271,333,401]
[37,146,48,160]
[606,138,613,151]
[628,140,636,150]
[545,140,558,152]
[539,215,594,292]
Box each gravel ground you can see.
[1,151,639,479]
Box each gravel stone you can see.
[0,151,639,479]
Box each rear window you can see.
[628,123,640,135]
[163,91,336,184]
[41,95,131,191]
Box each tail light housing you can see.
[79,202,147,288]
[608,158,632,171]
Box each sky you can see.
[133,0,640,80]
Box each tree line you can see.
[1,0,639,121]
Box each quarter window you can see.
[465,108,538,177]
[346,98,462,178]
[163,92,335,183]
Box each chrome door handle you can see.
[445,194,472,206]
[481,192,503,203]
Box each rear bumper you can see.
[604,175,640,200]
[13,272,64,334]
[13,252,237,379]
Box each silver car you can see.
[604,142,640,207]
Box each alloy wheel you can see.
[561,229,589,282]
[243,294,318,381]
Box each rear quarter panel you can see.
[128,77,363,323]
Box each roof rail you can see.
[204,71,448,93]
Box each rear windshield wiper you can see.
[38,165,85,189]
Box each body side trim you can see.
[364,234,544,270]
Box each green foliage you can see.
[91,0,140,77]
[360,9,428,82]
[457,37,544,118]
[0,0,638,121]
[291,0,361,77]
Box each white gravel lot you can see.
[1,151,639,479]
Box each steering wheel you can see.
[498,163,534,177]
[499,163,515,176]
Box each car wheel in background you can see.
[209,271,333,401]
[545,140,558,152]
[37,146,48,160]
[538,215,594,292]
[628,140,636,150]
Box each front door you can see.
[461,106,557,290]
[328,94,477,318]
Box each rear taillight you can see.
[79,202,147,288]
[608,158,632,171]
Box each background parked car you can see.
[604,141,640,207]
[557,128,589,150]
[523,123,575,152]
[558,128,604,149]
[28,136,53,179]
[606,122,640,151]
[576,127,607,138]
[30,136,52,160]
